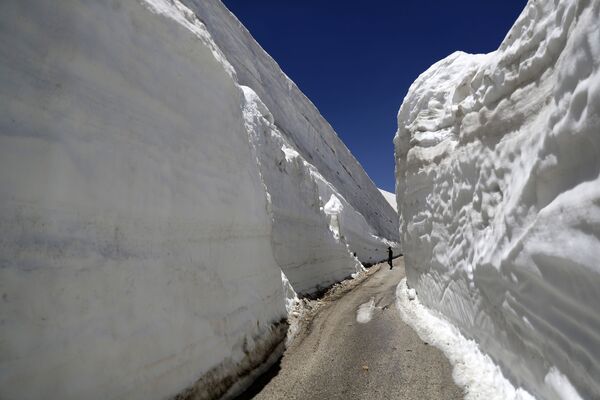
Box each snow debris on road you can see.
[356,297,375,323]
[396,279,536,400]
[286,265,381,344]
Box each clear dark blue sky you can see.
[222,1,527,192]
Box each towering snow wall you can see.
[395,0,600,398]
[0,2,288,399]
[181,0,401,275]
[1,0,398,398]
[241,87,367,294]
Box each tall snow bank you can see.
[1,0,401,398]
[395,0,600,398]
[241,86,362,294]
[241,84,396,292]
[180,0,400,245]
[379,189,398,212]
[0,1,286,399]
[203,0,401,294]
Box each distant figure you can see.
[387,246,393,270]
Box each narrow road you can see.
[239,257,463,399]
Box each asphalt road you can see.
[239,257,463,399]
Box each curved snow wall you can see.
[0,1,288,399]
[395,0,600,398]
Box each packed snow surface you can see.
[0,0,399,399]
[395,0,600,398]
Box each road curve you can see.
[238,257,463,399]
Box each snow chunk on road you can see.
[356,297,375,324]
[396,279,535,400]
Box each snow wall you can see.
[0,0,398,399]
[379,189,398,212]
[181,0,400,275]
[395,0,600,398]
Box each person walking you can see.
[387,246,393,270]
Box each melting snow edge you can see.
[395,278,536,400]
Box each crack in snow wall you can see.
[395,0,600,398]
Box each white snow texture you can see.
[186,0,400,272]
[395,0,600,398]
[379,188,398,212]
[0,0,398,399]
[396,279,536,400]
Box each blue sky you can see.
[222,1,527,192]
